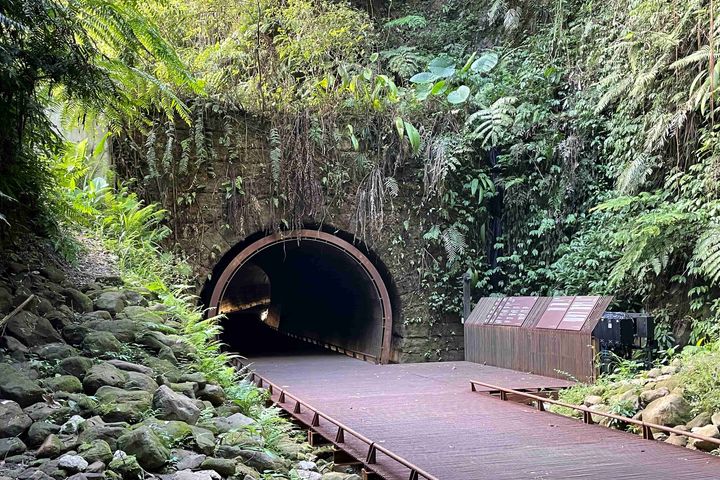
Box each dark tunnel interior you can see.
[218,238,386,359]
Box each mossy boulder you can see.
[117,426,171,471]
[82,332,123,356]
[0,363,44,407]
[200,457,236,477]
[83,363,127,394]
[5,311,63,346]
[93,292,126,315]
[108,453,142,480]
[78,439,113,463]
[153,385,201,425]
[33,343,79,361]
[61,288,93,314]
[0,400,32,437]
[95,387,152,423]
[59,356,94,378]
[42,375,83,394]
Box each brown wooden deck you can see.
[245,354,720,479]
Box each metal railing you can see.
[280,331,378,363]
[470,380,720,446]
[247,370,438,480]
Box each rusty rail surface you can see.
[247,369,438,480]
[470,380,720,446]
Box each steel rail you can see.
[246,369,439,480]
[470,380,720,446]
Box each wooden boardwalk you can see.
[246,354,720,479]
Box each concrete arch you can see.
[206,229,394,363]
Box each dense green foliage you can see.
[6,0,720,346]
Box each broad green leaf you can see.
[431,80,447,95]
[404,122,421,154]
[460,52,477,73]
[428,57,456,78]
[415,83,433,101]
[471,52,499,73]
[470,178,479,196]
[447,85,471,104]
[395,117,405,139]
[410,71,439,83]
[370,52,379,62]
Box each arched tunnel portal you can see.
[205,229,395,363]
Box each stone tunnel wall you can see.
[113,110,463,363]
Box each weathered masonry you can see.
[115,109,463,362]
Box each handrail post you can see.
[312,412,320,427]
[642,424,654,440]
[366,443,377,464]
[409,470,419,480]
[294,401,302,414]
[336,427,345,443]
[278,391,286,403]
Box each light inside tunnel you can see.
[209,230,394,362]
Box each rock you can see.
[665,433,688,447]
[42,375,83,394]
[83,363,127,395]
[36,434,66,458]
[641,393,691,428]
[0,437,27,457]
[86,461,105,473]
[23,402,71,423]
[77,416,130,445]
[33,343,78,361]
[139,418,192,446]
[0,400,32,437]
[640,387,669,406]
[94,292,126,315]
[170,470,221,480]
[686,412,712,429]
[296,461,317,471]
[200,457,236,477]
[233,449,285,472]
[654,376,681,392]
[121,290,147,308]
[173,450,206,470]
[212,413,255,433]
[712,412,720,426]
[40,265,65,283]
[321,474,361,480]
[78,440,113,464]
[62,289,93,314]
[190,426,216,455]
[85,319,137,343]
[158,346,178,365]
[124,372,158,392]
[0,363,44,407]
[647,368,662,378]
[106,360,153,376]
[5,311,63,346]
[688,424,720,451]
[153,385,201,425]
[117,426,170,471]
[297,470,322,480]
[0,286,13,313]
[60,415,86,434]
[108,452,142,480]
[197,385,225,407]
[169,382,197,398]
[0,335,29,355]
[95,387,152,424]
[583,395,603,407]
[59,356,95,378]
[82,332,122,356]
[588,404,612,427]
[661,365,678,375]
[62,325,89,346]
[27,421,61,447]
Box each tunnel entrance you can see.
[206,229,394,363]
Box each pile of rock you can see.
[580,360,720,453]
[0,259,358,480]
